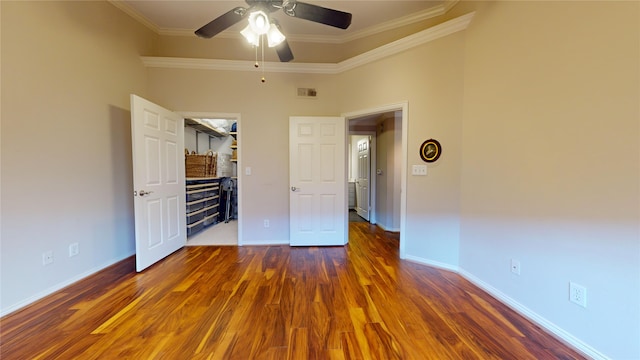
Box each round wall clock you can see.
[420,139,441,163]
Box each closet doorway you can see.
[181,112,241,246]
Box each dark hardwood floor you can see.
[0,223,585,359]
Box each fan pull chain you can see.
[261,36,266,83]
[251,36,267,83]
[254,42,259,68]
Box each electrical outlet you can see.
[569,282,587,308]
[264,219,270,228]
[69,243,79,257]
[510,259,521,275]
[42,251,54,266]
[411,164,427,176]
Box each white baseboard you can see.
[376,222,400,233]
[0,252,134,317]
[403,254,459,273]
[458,268,610,360]
[401,256,608,359]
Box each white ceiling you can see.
[115,1,448,42]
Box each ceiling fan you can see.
[195,0,353,63]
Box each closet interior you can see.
[184,118,238,245]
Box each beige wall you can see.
[1,1,639,358]
[392,111,402,231]
[375,113,402,232]
[147,68,342,243]
[147,31,466,261]
[339,32,466,267]
[1,1,155,312]
[459,2,639,358]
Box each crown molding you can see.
[113,0,459,45]
[335,0,459,44]
[158,28,201,37]
[140,57,340,74]
[141,12,475,75]
[338,11,473,73]
[108,0,160,33]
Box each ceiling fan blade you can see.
[195,7,246,39]
[287,1,352,29]
[275,39,294,62]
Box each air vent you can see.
[297,87,317,98]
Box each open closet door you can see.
[289,116,347,246]
[130,95,186,272]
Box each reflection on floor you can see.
[349,209,367,223]
[186,220,237,246]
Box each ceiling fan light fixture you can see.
[266,23,286,47]
[248,10,270,35]
[240,24,260,46]
[196,1,352,64]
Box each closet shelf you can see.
[185,118,228,138]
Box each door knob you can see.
[138,190,154,196]
[291,186,298,192]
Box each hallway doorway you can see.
[345,102,407,259]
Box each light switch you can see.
[245,167,252,176]
[412,164,427,176]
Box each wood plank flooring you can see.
[0,223,585,359]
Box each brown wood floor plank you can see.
[0,223,587,359]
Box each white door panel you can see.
[290,117,346,246]
[131,95,186,272]
[355,138,370,221]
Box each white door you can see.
[289,116,347,246]
[355,137,370,221]
[131,95,186,271]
